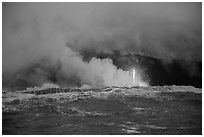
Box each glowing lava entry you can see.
[132,69,136,85]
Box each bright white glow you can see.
[129,68,149,87]
[132,69,136,85]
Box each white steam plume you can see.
[60,47,148,87]
[2,3,201,88]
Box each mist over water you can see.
[2,3,201,89]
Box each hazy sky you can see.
[2,3,202,88]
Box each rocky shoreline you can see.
[2,86,202,135]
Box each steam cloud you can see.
[60,47,147,87]
[3,3,201,88]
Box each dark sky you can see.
[2,3,202,88]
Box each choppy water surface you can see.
[2,86,202,135]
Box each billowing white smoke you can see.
[60,47,148,87]
[2,3,201,88]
